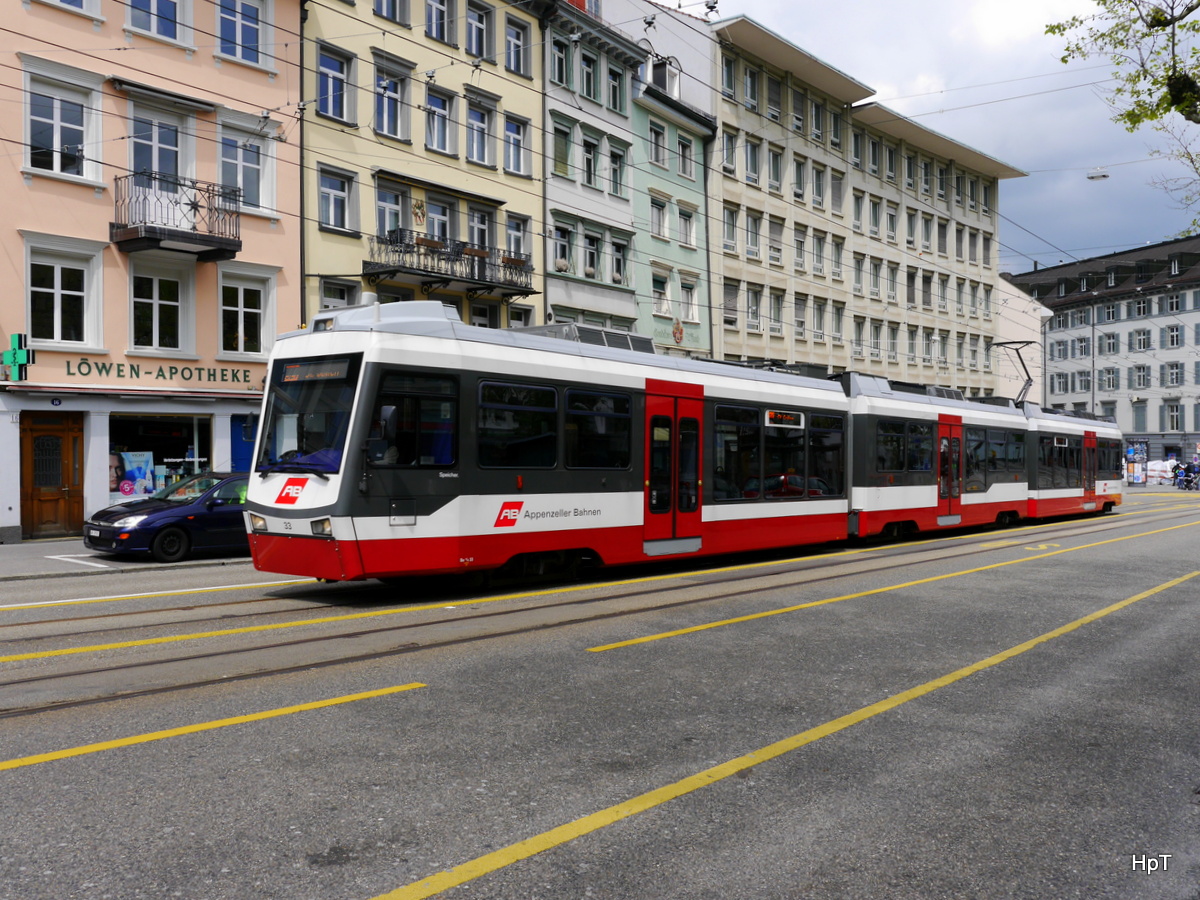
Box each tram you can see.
[244,302,1123,582]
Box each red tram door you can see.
[644,388,703,553]
[1083,431,1097,504]
[936,416,963,525]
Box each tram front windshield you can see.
[255,353,362,476]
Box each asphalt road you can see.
[1,493,1198,899]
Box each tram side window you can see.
[876,421,906,472]
[762,411,807,499]
[713,405,760,501]
[1065,438,1082,488]
[908,422,933,471]
[809,415,845,496]
[1006,432,1026,473]
[369,374,457,467]
[565,390,631,468]
[964,427,987,492]
[478,382,557,468]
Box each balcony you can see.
[364,228,536,297]
[111,173,242,261]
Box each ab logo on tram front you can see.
[275,478,308,504]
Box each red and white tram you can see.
[244,302,1123,582]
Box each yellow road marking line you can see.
[0,579,313,613]
[588,520,1200,652]
[373,572,1197,900]
[0,683,424,772]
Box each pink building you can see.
[1,0,301,540]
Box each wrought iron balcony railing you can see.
[365,228,534,294]
[111,172,241,259]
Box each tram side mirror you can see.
[380,405,399,442]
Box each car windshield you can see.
[151,474,228,503]
[255,353,362,476]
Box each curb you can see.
[0,556,256,583]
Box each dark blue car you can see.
[84,472,250,563]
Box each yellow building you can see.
[302,0,546,327]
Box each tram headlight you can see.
[311,517,333,537]
[249,513,268,532]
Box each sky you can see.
[727,0,1200,274]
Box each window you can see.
[744,139,759,184]
[504,21,527,75]
[649,122,667,166]
[28,83,88,179]
[376,181,406,235]
[505,215,528,257]
[609,146,626,194]
[580,55,600,100]
[466,104,491,165]
[29,244,101,346]
[722,207,738,252]
[478,382,556,467]
[1166,361,1184,386]
[678,137,694,178]
[220,271,269,355]
[220,127,266,210]
[721,56,736,98]
[553,124,572,176]
[426,0,450,42]
[318,49,351,120]
[426,91,452,153]
[653,274,670,315]
[743,66,759,111]
[811,167,825,207]
[581,233,601,278]
[1132,328,1151,351]
[465,2,491,56]
[319,170,351,230]
[426,199,453,241]
[681,283,697,320]
[132,265,186,351]
[722,132,737,174]
[768,147,782,191]
[1101,332,1119,354]
[550,39,570,85]
[130,0,181,40]
[552,224,573,271]
[678,208,695,246]
[1132,365,1150,389]
[607,67,625,112]
[219,0,263,63]
[745,212,761,258]
[373,62,408,140]
[1168,324,1182,348]
[650,199,667,238]
[792,156,806,200]
[566,391,631,468]
[611,240,628,285]
[368,373,457,468]
[746,285,762,328]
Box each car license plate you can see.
[87,528,100,538]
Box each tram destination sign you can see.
[282,359,351,383]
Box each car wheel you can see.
[151,527,190,563]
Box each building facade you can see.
[2,0,301,541]
[302,0,546,327]
[1007,236,1200,461]
[541,1,647,333]
[709,17,1024,397]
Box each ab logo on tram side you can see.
[494,502,524,527]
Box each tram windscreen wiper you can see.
[256,462,330,480]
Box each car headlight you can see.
[112,514,149,530]
[249,513,268,532]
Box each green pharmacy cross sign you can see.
[3,334,35,382]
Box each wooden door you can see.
[20,412,84,538]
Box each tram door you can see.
[644,389,703,551]
[936,416,962,525]
[1083,431,1097,502]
